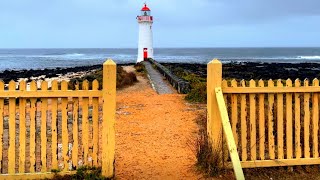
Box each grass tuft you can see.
[194,113,226,177]
[191,112,236,179]
[51,166,111,180]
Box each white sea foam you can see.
[0,53,86,58]
[61,53,85,57]
[298,56,320,60]
[37,53,86,58]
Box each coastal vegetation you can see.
[166,65,206,103]
[68,66,138,90]
[134,62,147,76]
[51,166,110,180]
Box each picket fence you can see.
[208,59,320,171]
[0,60,116,179]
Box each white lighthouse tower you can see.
[137,3,154,63]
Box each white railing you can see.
[137,16,153,23]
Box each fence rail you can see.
[208,59,320,170]
[0,59,116,179]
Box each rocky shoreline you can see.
[2,62,320,85]
[0,63,134,83]
[163,62,320,80]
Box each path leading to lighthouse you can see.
[115,66,204,179]
[143,61,175,94]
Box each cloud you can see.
[2,0,318,27]
[0,0,319,47]
[149,0,320,26]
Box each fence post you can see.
[102,59,116,177]
[207,59,223,165]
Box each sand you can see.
[115,66,204,179]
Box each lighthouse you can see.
[137,3,153,63]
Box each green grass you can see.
[50,166,111,180]
[171,68,207,103]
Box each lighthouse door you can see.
[143,48,148,61]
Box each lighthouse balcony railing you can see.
[137,16,153,23]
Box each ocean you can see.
[0,48,320,71]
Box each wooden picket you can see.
[286,79,293,159]
[0,82,3,171]
[19,80,26,173]
[312,79,319,158]
[72,82,79,169]
[208,59,320,170]
[258,80,265,160]
[8,81,16,174]
[82,80,89,166]
[92,80,99,166]
[51,80,59,170]
[0,59,116,179]
[295,79,302,159]
[30,81,37,173]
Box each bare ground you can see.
[115,66,205,179]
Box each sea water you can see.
[0,48,319,71]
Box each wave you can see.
[205,56,320,61]
[61,53,85,57]
[108,55,320,61]
[36,53,86,58]
[298,56,320,60]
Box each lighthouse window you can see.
[142,11,151,16]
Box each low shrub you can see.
[164,66,207,103]
[134,63,147,77]
[51,166,111,180]
[117,67,138,89]
[68,66,138,90]
[179,73,207,103]
[185,82,206,103]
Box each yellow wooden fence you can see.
[0,59,116,179]
[208,59,320,169]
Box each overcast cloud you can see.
[0,0,319,48]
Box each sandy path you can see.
[115,66,203,179]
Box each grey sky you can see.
[0,0,319,48]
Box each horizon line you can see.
[0,46,320,49]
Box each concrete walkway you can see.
[143,61,174,94]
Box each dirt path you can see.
[115,66,204,179]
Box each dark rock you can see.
[162,62,320,80]
[0,63,134,83]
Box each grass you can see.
[183,74,207,103]
[192,112,234,178]
[168,66,207,103]
[50,166,111,180]
[185,81,206,103]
